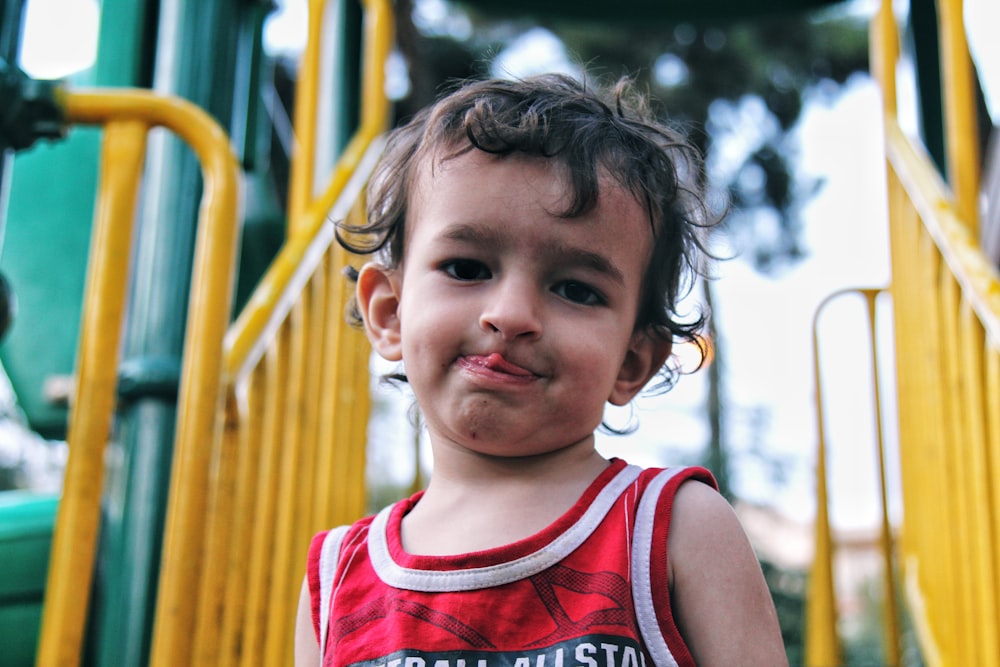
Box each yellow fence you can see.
[808,0,1000,665]
[806,288,900,667]
[37,0,393,665]
[149,1,393,665]
[36,90,243,666]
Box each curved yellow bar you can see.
[35,119,148,667]
[36,89,242,666]
[806,287,900,667]
[804,288,848,667]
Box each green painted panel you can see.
[0,129,99,438]
[0,491,58,667]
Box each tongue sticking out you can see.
[479,353,534,377]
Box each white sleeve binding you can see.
[631,467,687,667]
[318,525,350,661]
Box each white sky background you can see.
[15,0,999,534]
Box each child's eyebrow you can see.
[440,223,626,286]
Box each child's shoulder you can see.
[633,463,718,506]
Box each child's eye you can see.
[441,259,491,281]
[553,281,604,306]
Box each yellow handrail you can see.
[806,288,900,667]
[145,0,394,664]
[805,290,840,667]
[35,89,242,667]
[34,0,391,663]
[883,115,1000,666]
[808,0,1000,663]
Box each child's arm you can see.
[668,480,789,666]
[294,575,320,666]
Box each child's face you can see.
[359,149,669,459]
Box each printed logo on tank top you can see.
[344,636,649,667]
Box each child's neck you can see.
[399,444,610,556]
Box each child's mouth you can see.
[463,353,536,377]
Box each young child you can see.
[295,74,787,667]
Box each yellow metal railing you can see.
[882,126,1000,667]
[806,288,900,667]
[37,0,392,664]
[808,0,1000,665]
[35,90,242,667]
[147,0,394,665]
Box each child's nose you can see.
[479,279,542,341]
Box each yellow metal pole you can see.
[915,223,953,667]
[239,335,289,667]
[889,177,948,666]
[217,381,264,667]
[805,290,844,667]
[870,0,898,116]
[987,346,1000,633]
[62,89,247,667]
[936,0,980,230]
[305,0,394,226]
[287,0,327,233]
[263,299,308,666]
[314,253,344,528]
[35,119,147,667]
[190,391,242,665]
[957,303,1000,665]
[861,289,902,667]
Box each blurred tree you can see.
[760,558,807,666]
[395,1,869,272]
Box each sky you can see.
[13,0,998,533]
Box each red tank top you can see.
[307,459,716,667]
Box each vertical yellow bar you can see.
[218,376,265,667]
[958,304,1000,665]
[917,227,952,667]
[870,0,898,116]
[240,333,290,667]
[861,289,901,667]
[36,120,147,667]
[361,0,394,130]
[805,294,841,667]
[333,239,371,525]
[297,270,329,544]
[890,168,947,666]
[263,299,309,666]
[987,344,1000,643]
[287,0,327,231]
[936,0,980,228]
[315,251,346,529]
[191,385,244,665]
[939,270,980,666]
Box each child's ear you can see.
[608,330,672,406]
[356,262,403,361]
